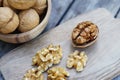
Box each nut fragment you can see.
[32,44,62,72]
[0,7,19,34]
[72,21,99,48]
[33,0,47,15]
[23,68,44,80]
[47,66,69,80]
[18,9,40,32]
[7,0,37,10]
[67,50,88,72]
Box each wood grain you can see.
[1,8,120,80]
[60,0,120,23]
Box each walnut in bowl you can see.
[0,0,51,43]
[72,21,99,48]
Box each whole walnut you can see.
[33,0,47,15]
[0,7,19,34]
[72,21,99,48]
[7,0,37,10]
[18,9,40,32]
[3,0,19,13]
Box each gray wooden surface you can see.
[0,0,120,80]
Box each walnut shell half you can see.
[72,21,99,48]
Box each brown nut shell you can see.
[3,0,9,7]
[33,0,47,15]
[0,7,19,34]
[18,9,40,32]
[72,21,99,48]
[7,0,36,10]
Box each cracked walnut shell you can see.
[72,21,99,48]
[23,68,44,80]
[32,44,62,72]
[0,7,19,34]
[67,50,88,72]
[47,66,69,80]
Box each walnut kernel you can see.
[67,50,88,72]
[47,66,69,80]
[23,68,44,80]
[72,21,99,48]
[32,44,62,72]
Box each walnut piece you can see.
[23,68,44,80]
[0,7,19,34]
[32,44,62,72]
[47,66,69,80]
[72,21,99,47]
[67,50,88,72]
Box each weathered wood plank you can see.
[60,0,120,23]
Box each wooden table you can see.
[0,0,120,80]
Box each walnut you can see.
[33,0,47,15]
[72,21,99,48]
[3,0,19,13]
[18,9,40,32]
[7,0,37,10]
[0,7,19,34]
[32,44,62,72]
[23,68,44,80]
[47,66,69,80]
[67,50,88,72]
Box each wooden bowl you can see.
[0,0,51,43]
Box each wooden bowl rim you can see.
[0,0,51,37]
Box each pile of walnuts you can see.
[0,0,47,34]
